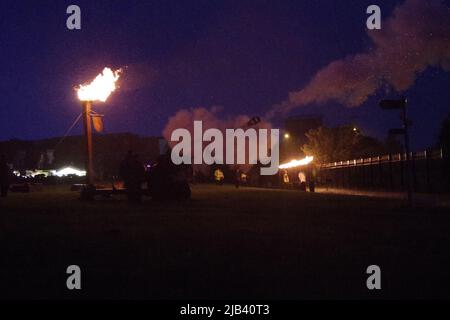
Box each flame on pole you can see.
[76,67,121,187]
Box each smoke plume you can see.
[267,0,450,119]
[163,106,272,173]
[163,106,272,146]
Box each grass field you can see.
[1,184,450,299]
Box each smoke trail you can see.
[118,62,159,92]
[267,0,450,119]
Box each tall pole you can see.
[82,101,94,186]
[380,97,413,206]
[402,101,413,207]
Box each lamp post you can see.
[380,97,413,206]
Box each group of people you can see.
[282,169,315,192]
[146,152,191,201]
[119,150,191,202]
[0,155,12,197]
[213,168,248,188]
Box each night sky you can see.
[1,0,449,150]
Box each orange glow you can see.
[77,67,121,102]
[279,156,314,169]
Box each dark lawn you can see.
[1,184,450,299]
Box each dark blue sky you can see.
[0,0,449,150]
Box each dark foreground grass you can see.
[1,184,450,299]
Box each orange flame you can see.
[279,156,314,169]
[77,67,121,102]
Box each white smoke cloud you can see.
[162,106,272,173]
[267,0,450,119]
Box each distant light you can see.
[54,167,86,177]
[284,133,290,139]
[26,169,51,178]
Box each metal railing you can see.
[317,148,448,193]
[320,149,444,169]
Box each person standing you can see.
[129,153,145,203]
[306,166,316,193]
[120,151,144,203]
[214,169,225,185]
[298,171,307,191]
[0,155,11,197]
[235,168,241,189]
[283,171,290,185]
[119,151,133,188]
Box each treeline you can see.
[302,112,450,164]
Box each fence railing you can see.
[317,149,448,193]
[320,149,444,169]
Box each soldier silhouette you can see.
[120,151,145,203]
[0,155,12,197]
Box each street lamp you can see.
[380,97,413,206]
